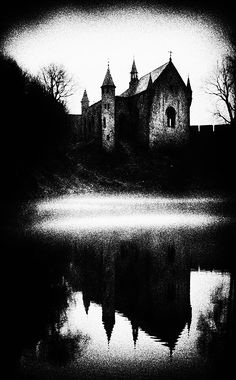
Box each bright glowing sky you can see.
[3,5,233,124]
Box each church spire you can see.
[129,58,139,88]
[131,58,138,76]
[102,63,116,88]
[81,89,89,114]
[186,75,192,106]
[187,75,192,91]
[147,73,153,89]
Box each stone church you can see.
[74,55,192,151]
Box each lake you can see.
[6,195,236,379]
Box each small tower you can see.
[101,63,116,151]
[186,76,192,130]
[129,58,139,89]
[186,76,192,107]
[147,73,153,89]
[81,89,89,114]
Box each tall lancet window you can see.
[166,106,176,128]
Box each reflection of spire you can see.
[102,314,115,345]
[187,305,192,337]
[82,291,90,315]
[131,320,139,348]
[169,344,174,361]
[102,239,116,347]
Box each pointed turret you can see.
[131,59,138,76]
[102,63,116,88]
[187,76,192,91]
[129,58,139,89]
[81,89,89,114]
[147,73,153,89]
[186,75,192,106]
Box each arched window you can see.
[166,106,176,128]
[103,117,106,128]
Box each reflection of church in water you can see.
[76,233,192,355]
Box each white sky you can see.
[3,5,233,124]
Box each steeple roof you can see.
[147,73,153,88]
[131,59,138,74]
[81,89,89,102]
[187,76,192,91]
[102,64,116,87]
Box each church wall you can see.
[68,114,82,141]
[115,96,134,143]
[114,96,130,141]
[81,101,102,143]
[149,67,190,149]
[115,92,151,147]
[132,90,152,147]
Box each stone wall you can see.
[101,88,115,151]
[81,101,102,143]
[149,65,190,149]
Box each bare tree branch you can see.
[206,55,236,125]
[38,63,76,104]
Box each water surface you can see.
[9,195,235,379]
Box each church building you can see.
[77,55,192,151]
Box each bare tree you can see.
[39,63,76,103]
[206,55,235,125]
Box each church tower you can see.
[129,59,139,90]
[101,63,116,151]
[81,89,89,114]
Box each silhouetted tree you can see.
[0,53,71,200]
[38,63,76,104]
[206,55,235,125]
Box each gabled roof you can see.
[120,61,169,97]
